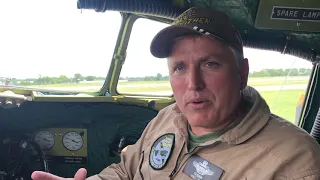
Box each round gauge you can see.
[33,131,55,150]
[62,131,83,151]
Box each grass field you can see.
[22,76,309,123]
[260,90,305,123]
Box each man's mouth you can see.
[188,99,210,108]
[192,100,207,104]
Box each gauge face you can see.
[33,131,55,150]
[62,131,83,151]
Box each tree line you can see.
[120,68,312,81]
[6,73,105,86]
[248,68,311,78]
[1,68,312,86]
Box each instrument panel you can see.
[32,128,88,164]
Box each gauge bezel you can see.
[62,131,84,151]
[33,130,55,151]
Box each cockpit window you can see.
[117,18,171,96]
[244,48,312,123]
[0,0,121,92]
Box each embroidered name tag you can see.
[183,155,224,180]
[149,133,175,170]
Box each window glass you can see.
[117,18,172,96]
[245,48,312,124]
[0,0,121,92]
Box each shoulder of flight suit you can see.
[253,114,320,180]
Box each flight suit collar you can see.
[171,86,271,145]
[220,86,271,144]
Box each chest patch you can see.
[183,155,224,180]
[149,133,175,170]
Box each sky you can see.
[0,0,313,80]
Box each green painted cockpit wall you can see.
[301,63,320,138]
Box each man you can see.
[32,7,320,180]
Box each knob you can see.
[5,100,12,105]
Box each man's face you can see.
[168,35,248,130]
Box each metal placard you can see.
[255,0,320,32]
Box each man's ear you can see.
[239,58,249,90]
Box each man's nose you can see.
[187,68,205,91]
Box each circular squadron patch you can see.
[149,133,175,170]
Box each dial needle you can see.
[66,138,79,143]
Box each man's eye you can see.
[205,61,219,67]
[175,65,184,71]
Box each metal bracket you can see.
[113,53,127,66]
[104,91,112,97]
[312,54,320,65]
[282,36,291,55]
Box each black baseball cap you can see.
[150,7,243,58]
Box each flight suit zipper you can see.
[169,146,201,179]
[169,140,220,179]
[169,141,186,177]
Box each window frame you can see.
[112,16,174,97]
